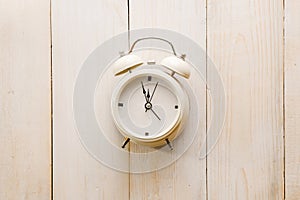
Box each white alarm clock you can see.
[110,37,191,149]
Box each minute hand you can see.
[149,82,158,102]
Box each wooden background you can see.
[1,0,299,199]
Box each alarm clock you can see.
[110,37,192,149]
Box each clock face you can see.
[111,68,188,144]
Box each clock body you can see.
[111,67,189,147]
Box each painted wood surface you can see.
[52,0,129,199]
[0,0,51,199]
[206,0,284,199]
[129,0,207,199]
[285,0,300,199]
[1,0,300,199]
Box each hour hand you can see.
[145,89,151,112]
[147,89,151,101]
[141,82,148,102]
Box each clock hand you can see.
[149,82,158,102]
[141,82,152,112]
[141,82,149,102]
[147,88,151,101]
[145,82,158,112]
[145,89,152,112]
[150,108,161,120]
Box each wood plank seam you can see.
[50,0,54,199]
[127,2,131,200]
[205,0,208,200]
[283,0,286,199]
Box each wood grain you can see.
[52,0,129,199]
[206,0,284,199]
[0,0,51,199]
[285,0,300,199]
[2,0,299,199]
[129,0,207,199]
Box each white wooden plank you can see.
[52,0,129,199]
[206,0,284,199]
[129,0,207,199]
[0,0,51,199]
[285,0,300,199]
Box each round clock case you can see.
[111,67,189,147]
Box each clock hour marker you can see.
[175,105,179,109]
[147,76,152,81]
[118,103,124,107]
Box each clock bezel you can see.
[111,67,189,146]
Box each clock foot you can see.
[122,138,130,148]
[165,138,173,150]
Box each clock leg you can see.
[165,138,173,150]
[121,137,130,148]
